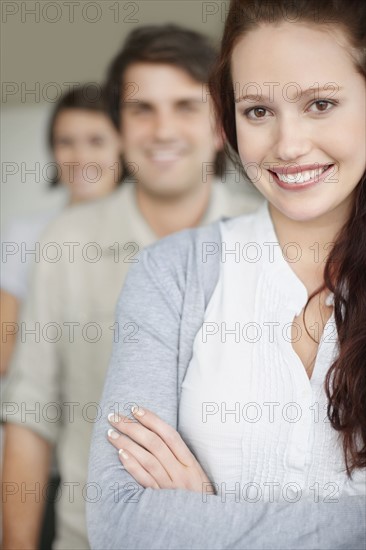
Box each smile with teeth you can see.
[150,151,183,162]
[274,165,331,184]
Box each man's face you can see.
[119,63,222,199]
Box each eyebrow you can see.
[235,85,343,103]
[122,97,205,106]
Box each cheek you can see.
[53,150,69,165]
[172,120,197,146]
[122,117,150,145]
[237,128,265,166]
[96,148,120,170]
[325,118,366,169]
[235,115,269,165]
[327,101,366,165]
[344,119,366,168]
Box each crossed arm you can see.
[87,248,366,550]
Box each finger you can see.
[130,405,195,467]
[108,411,188,479]
[107,429,173,488]
[117,447,160,490]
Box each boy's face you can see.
[53,109,121,203]
[119,63,222,199]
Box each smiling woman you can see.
[231,23,365,222]
[210,0,366,475]
[87,1,366,548]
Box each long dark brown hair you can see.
[210,0,366,475]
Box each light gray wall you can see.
[2,1,226,102]
[2,0,233,229]
[2,103,68,230]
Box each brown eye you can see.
[54,138,73,147]
[90,137,104,146]
[316,101,329,111]
[253,108,266,118]
[308,99,337,114]
[244,106,271,120]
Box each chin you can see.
[275,202,333,223]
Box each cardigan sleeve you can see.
[87,232,366,550]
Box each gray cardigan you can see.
[87,221,366,549]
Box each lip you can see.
[270,163,332,175]
[150,155,181,161]
[268,164,335,191]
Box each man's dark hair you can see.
[104,24,225,176]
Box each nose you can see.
[153,109,178,142]
[69,144,93,167]
[273,116,312,162]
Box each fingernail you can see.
[108,413,121,423]
[107,429,119,440]
[131,405,144,417]
[118,449,129,459]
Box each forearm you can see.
[0,291,20,376]
[2,423,52,549]
[88,489,365,550]
[88,394,366,550]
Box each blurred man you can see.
[2,25,262,549]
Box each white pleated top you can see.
[178,201,366,502]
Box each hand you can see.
[107,405,216,495]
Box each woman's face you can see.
[232,22,366,223]
[53,109,122,204]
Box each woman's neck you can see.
[269,198,353,295]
